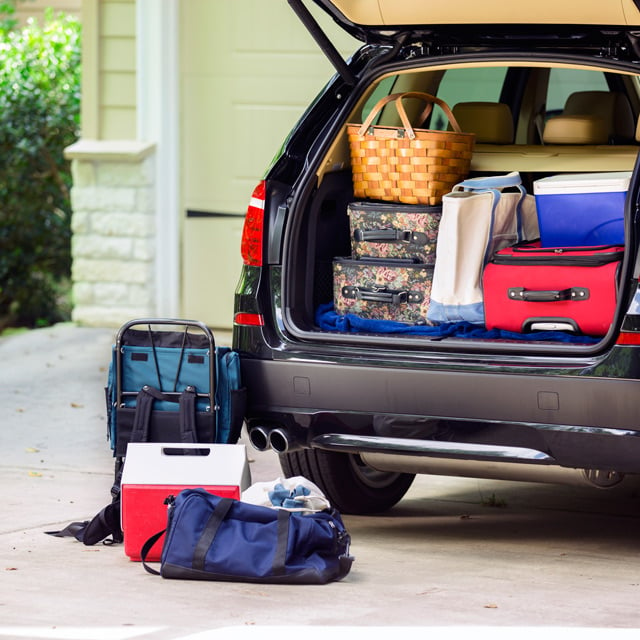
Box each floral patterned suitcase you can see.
[348,201,442,264]
[333,257,434,324]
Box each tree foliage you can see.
[0,7,81,328]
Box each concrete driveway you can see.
[1,324,640,639]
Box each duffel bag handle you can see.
[357,91,463,139]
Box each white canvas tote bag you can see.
[427,172,539,325]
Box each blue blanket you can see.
[315,303,599,343]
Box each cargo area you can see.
[280,63,640,350]
[284,173,629,349]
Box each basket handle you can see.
[357,91,463,140]
[357,91,434,138]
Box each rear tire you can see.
[279,448,415,514]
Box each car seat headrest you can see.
[562,90,635,142]
[450,102,514,144]
[543,114,609,144]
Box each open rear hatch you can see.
[309,0,640,31]
[290,0,640,82]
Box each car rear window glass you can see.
[431,67,508,130]
[545,68,608,116]
[362,75,398,117]
[359,68,509,132]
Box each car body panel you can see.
[315,0,640,28]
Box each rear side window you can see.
[432,67,508,130]
[362,76,398,117]
[545,68,609,116]
[360,68,509,132]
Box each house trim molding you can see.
[137,0,181,319]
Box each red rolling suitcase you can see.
[483,242,624,335]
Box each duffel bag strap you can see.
[192,497,234,571]
[273,509,290,577]
[141,529,166,576]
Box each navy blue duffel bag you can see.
[141,488,354,584]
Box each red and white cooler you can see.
[120,442,252,561]
[483,242,624,335]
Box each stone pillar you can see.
[64,140,157,327]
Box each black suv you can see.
[232,0,640,513]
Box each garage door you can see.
[179,0,357,328]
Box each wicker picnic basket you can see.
[347,92,475,206]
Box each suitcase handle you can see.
[342,286,424,305]
[353,228,428,246]
[508,287,590,302]
[355,256,422,264]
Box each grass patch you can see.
[0,326,29,337]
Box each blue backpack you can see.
[48,319,246,546]
[106,319,245,452]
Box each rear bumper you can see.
[241,356,640,430]
[240,357,640,473]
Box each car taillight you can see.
[616,282,640,344]
[616,332,640,345]
[234,312,265,327]
[241,181,266,266]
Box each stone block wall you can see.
[65,141,157,327]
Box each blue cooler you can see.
[533,172,630,247]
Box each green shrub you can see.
[0,8,81,329]
[0,2,17,34]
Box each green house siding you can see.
[68,0,357,328]
[179,0,356,327]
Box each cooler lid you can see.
[533,172,632,195]
[121,443,252,488]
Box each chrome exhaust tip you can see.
[248,426,271,452]
[268,428,291,454]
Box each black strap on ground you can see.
[45,494,123,545]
